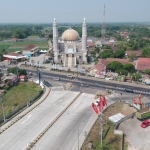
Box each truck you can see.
[136,108,150,120]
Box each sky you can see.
[0,0,150,23]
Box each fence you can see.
[0,90,43,124]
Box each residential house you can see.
[3,52,27,62]
[90,58,136,76]
[136,58,150,71]
[20,75,28,82]
[120,31,129,38]
[22,45,39,57]
[125,50,142,58]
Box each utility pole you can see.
[100,112,103,148]
[120,93,122,102]
[78,122,80,150]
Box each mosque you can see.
[52,18,88,67]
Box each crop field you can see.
[0,82,42,119]
[0,41,49,52]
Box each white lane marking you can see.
[67,131,72,139]
[0,138,10,148]
[21,114,32,124]
[58,99,62,102]
[56,128,63,136]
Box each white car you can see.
[105,77,113,80]
[67,74,73,78]
[53,77,60,81]
[99,75,105,79]
[3,68,7,71]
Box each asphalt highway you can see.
[1,65,150,95]
[26,69,150,97]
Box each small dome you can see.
[62,28,80,41]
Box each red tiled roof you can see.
[126,50,142,57]
[20,75,26,79]
[94,63,106,72]
[137,58,150,71]
[7,52,21,56]
[87,43,95,47]
[23,45,37,50]
[98,59,108,66]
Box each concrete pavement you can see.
[0,86,79,150]
[0,86,51,133]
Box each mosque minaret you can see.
[52,18,88,67]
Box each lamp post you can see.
[120,93,122,102]
[100,113,103,148]
[78,122,80,150]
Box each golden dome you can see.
[62,28,80,41]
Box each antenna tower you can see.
[101,4,106,40]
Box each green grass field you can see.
[0,82,42,119]
[0,41,49,52]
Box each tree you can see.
[128,53,137,62]
[115,49,125,58]
[106,61,123,72]
[145,69,150,75]
[135,73,142,80]
[100,50,114,59]
[117,70,128,76]
[123,63,135,73]
[142,47,150,58]
[7,67,27,76]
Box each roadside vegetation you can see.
[0,82,42,120]
[81,102,133,150]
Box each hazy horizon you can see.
[0,0,150,23]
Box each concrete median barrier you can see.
[25,91,82,150]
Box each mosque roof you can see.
[61,28,80,41]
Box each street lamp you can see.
[106,81,107,92]
[120,93,122,102]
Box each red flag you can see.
[98,101,104,112]
[92,103,99,114]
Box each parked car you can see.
[45,60,50,63]
[105,77,113,80]
[53,77,60,81]
[3,68,7,71]
[124,88,133,93]
[87,73,95,77]
[28,72,32,75]
[99,75,105,79]
[141,120,150,128]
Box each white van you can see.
[67,74,73,78]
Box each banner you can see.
[92,103,99,114]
